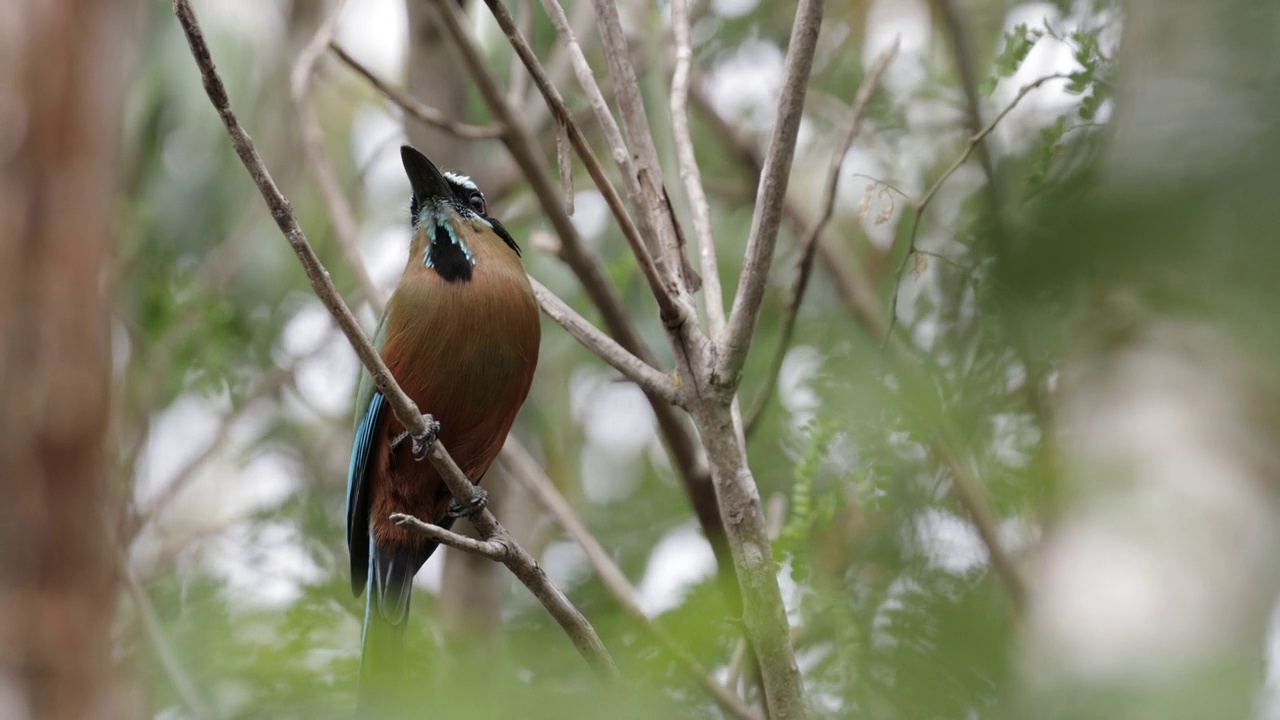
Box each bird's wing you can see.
[346,313,390,597]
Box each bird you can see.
[345,145,540,710]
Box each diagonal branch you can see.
[506,0,534,107]
[291,0,385,312]
[744,40,898,437]
[136,363,295,529]
[328,43,506,141]
[931,433,1027,609]
[174,0,427,447]
[173,0,616,678]
[932,0,1005,226]
[518,0,595,137]
[533,0,667,286]
[531,278,682,406]
[499,438,763,720]
[479,0,674,317]
[389,469,620,679]
[717,0,828,385]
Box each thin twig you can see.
[883,72,1069,344]
[689,84,891,342]
[717,0,828,386]
[395,478,622,682]
[744,40,898,438]
[932,0,1005,226]
[534,0,664,281]
[173,0,617,678]
[500,438,763,720]
[848,173,916,204]
[328,42,506,141]
[480,0,673,315]
[670,0,725,335]
[391,514,507,558]
[121,555,210,719]
[174,0,428,442]
[291,0,385,312]
[588,0,696,298]
[520,0,595,136]
[530,278,682,406]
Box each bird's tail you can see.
[356,586,408,717]
[355,537,434,717]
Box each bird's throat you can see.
[423,219,474,283]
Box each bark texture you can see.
[0,2,137,718]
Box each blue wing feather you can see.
[346,390,385,597]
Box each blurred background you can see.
[4,0,1280,717]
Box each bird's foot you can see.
[389,415,440,461]
[410,415,441,461]
[446,487,489,519]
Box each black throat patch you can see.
[428,221,474,283]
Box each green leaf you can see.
[992,24,1042,79]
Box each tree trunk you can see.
[0,2,137,719]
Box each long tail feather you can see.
[356,583,408,717]
[355,534,437,717]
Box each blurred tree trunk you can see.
[0,2,138,719]
[404,0,470,171]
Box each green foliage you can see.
[980,23,1046,95]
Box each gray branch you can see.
[588,0,696,298]
[530,278,682,405]
[745,40,898,436]
[480,0,675,316]
[670,0,725,335]
[718,0,827,384]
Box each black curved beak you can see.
[401,145,453,204]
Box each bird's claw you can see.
[410,415,441,461]
[446,487,489,519]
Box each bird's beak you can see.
[401,145,453,205]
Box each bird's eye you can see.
[468,192,486,216]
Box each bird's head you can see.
[401,145,521,282]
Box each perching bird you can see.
[346,146,540,709]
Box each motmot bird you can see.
[346,145,540,703]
